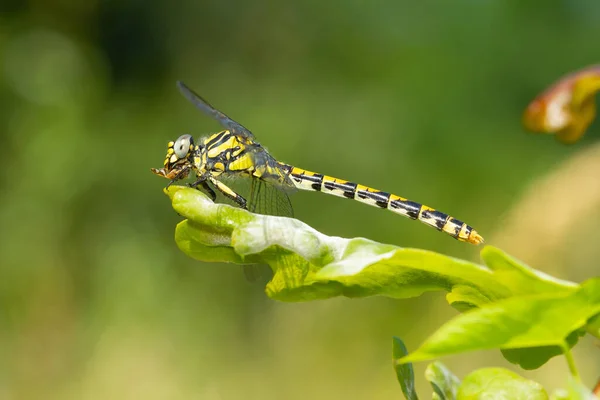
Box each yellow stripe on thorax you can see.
[206,134,237,159]
[227,153,254,172]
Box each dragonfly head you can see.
[151,134,198,180]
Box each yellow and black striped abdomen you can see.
[285,165,483,245]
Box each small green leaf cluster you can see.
[166,186,600,398]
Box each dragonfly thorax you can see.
[197,130,252,174]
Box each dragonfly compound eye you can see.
[173,134,194,159]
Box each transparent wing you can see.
[248,179,294,218]
[245,177,294,283]
[176,81,255,140]
[244,150,295,217]
[241,264,272,283]
[215,172,293,218]
[242,265,261,282]
[201,174,287,283]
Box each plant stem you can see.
[561,342,580,381]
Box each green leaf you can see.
[457,368,548,400]
[480,246,577,296]
[500,329,585,370]
[399,279,600,366]
[168,186,509,303]
[393,337,418,400]
[166,187,576,304]
[425,361,460,400]
[165,187,595,368]
[585,313,600,339]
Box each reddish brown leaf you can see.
[523,64,600,144]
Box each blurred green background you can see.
[1,1,599,398]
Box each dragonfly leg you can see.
[208,176,248,209]
[166,166,191,188]
[198,181,217,201]
[187,177,217,201]
[188,176,205,188]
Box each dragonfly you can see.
[152,81,484,245]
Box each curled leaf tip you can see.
[523,64,600,144]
